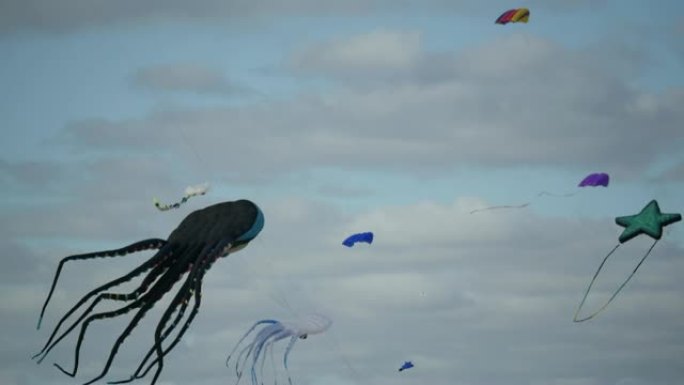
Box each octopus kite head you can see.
[167,199,265,255]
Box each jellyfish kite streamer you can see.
[153,182,210,211]
[470,172,609,214]
[573,200,681,322]
[33,199,265,385]
[226,313,332,385]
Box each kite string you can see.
[151,121,212,211]
[573,239,658,322]
[573,243,620,322]
[176,123,208,176]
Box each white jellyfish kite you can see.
[226,313,332,385]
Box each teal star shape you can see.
[615,200,681,243]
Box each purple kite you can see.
[471,172,611,214]
[578,173,609,187]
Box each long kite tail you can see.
[469,190,578,215]
[469,202,530,215]
[537,191,577,198]
[573,240,657,322]
[153,183,209,212]
[153,196,188,211]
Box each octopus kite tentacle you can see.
[147,245,219,385]
[34,199,265,385]
[114,240,232,384]
[55,244,202,379]
[40,242,201,367]
[108,269,203,385]
[37,238,167,330]
[32,243,173,362]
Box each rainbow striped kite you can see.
[495,8,530,25]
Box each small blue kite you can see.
[398,361,414,372]
[342,232,374,247]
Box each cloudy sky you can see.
[2,1,684,385]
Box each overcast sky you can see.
[1,1,684,385]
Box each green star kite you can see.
[574,200,681,322]
[615,200,681,243]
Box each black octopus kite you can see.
[33,199,265,385]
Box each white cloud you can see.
[290,30,423,78]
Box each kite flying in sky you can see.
[154,182,210,211]
[226,313,333,385]
[33,199,265,385]
[470,172,610,214]
[577,173,609,187]
[398,361,414,372]
[538,172,610,197]
[573,200,681,322]
[342,232,374,247]
[495,8,530,25]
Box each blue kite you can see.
[342,232,374,247]
[398,361,414,372]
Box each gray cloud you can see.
[0,241,44,285]
[290,28,650,87]
[0,155,198,243]
[55,34,683,180]
[0,0,607,36]
[0,158,64,189]
[653,162,684,182]
[130,63,248,96]
[316,183,374,199]
[289,29,499,86]
[671,23,684,62]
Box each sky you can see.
[1,1,684,384]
